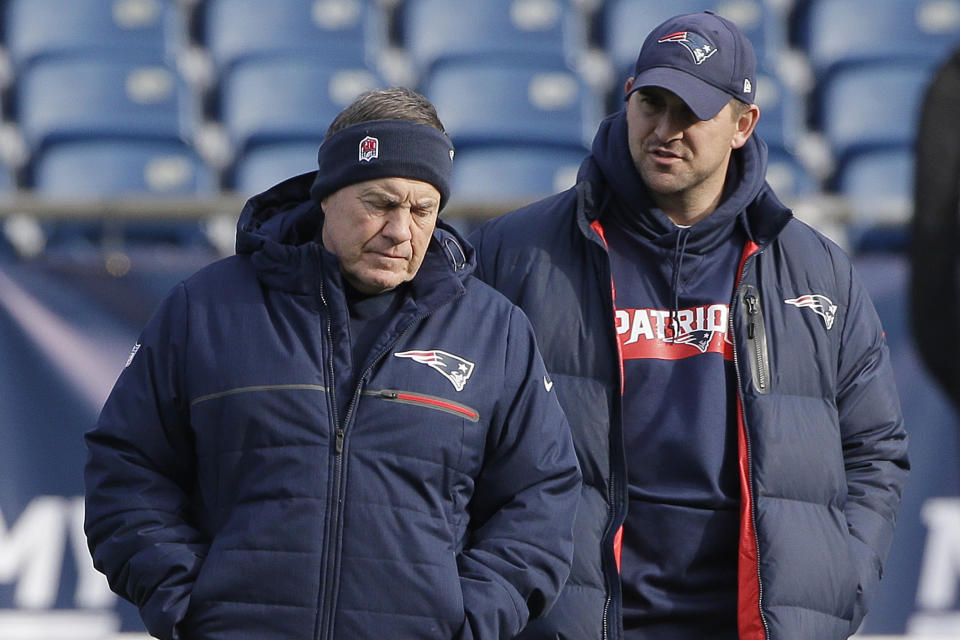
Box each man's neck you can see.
[654,188,723,227]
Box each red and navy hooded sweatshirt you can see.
[591,109,767,637]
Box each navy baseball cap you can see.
[626,11,756,120]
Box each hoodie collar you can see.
[580,110,791,251]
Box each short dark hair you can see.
[730,98,752,119]
[326,87,446,139]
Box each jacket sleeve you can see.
[836,266,910,634]
[456,305,581,640]
[84,282,208,640]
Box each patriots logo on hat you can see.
[784,294,838,330]
[359,135,379,162]
[658,30,718,65]
[394,350,475,391]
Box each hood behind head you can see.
[586,109,788,252]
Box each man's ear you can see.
[731,103,761,150]
[624,76,635,98]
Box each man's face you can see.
[321,177,440,294]
[624,83,752,216]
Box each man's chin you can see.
[346,269,410,295]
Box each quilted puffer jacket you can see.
[84,172,581,640]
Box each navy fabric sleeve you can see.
[84,282,208,640]
[836,264,910,634]
[457,304,581,640]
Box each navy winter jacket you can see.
[469,115,909,639]
[84,173,581,640]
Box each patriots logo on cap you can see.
[784,294,838,330]
[658,30,718,65]
[394,350,475,391]
[359,135,379,162]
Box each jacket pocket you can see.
[740,284,771,394]
[368,389,480,422]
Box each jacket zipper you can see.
[741,285,770,395]
[589,218,621,640]
[318,281,342,640]
[317,301,431,639]
[370,389,479,422]
[732,253,770,640]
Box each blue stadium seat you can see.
[450,143,586,206]
[798,0,960,77]
[753,72,805,150]
[16,53,190,154]
[218,56,382,155]
[230,141,320,196]
[0,159,15,196]
[3,0,177,70]
[420,57,601,148]
[834,146,914,202]
[30,138,213,197]
[815,60,936,164]
[202,0,383,72]
[602,0,785,84]
[399,0,586,79]
[765,145,817,199]
[833,146,914,252]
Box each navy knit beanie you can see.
[310,119,455,210]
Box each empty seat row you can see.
[0,0,954,258]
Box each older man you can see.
[84,87,580,640]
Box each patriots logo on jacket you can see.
[658,30,718,64]
[784,294,837,330]
[394,350,475,391]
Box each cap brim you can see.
[627,67,732,120]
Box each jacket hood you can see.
[234,171,475,297]
[580,110,791,252]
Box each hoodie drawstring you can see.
[670,229,691,342]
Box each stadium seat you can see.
[3,0,177,70]
[753,71,805,150]
[398,0,587,79]
[450,143,586,207]
[420,57,601,148]
[797,0,960,77]
[834,146,913,203]
[815,60,936,164]
[15,53,190,154]
[218,55,381,156]
[202,0,383,72]
[230,140,320,196]
[765,145,818,199]
[602,0,786,84]
[833,146,914,252]
[0,159,15,195]
[29,138,213,197]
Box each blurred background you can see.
[0,0,958,638]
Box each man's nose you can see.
[381,209,413,242]
[654,109,685,142]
